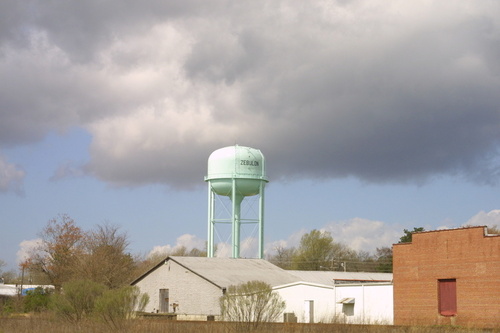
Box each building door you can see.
[438,279,457,316]
[304,300,314,323]
[159,289,169,313]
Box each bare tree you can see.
[267,245,296,269]
[0,259,9,284]
[77,223,135,289]
[133,244,208,279]
[27,214,84,289]
[487,225,499,234]
[27,217,139,289]
[464,224,500,234]
[374,246,393,272]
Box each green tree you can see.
[220,280,285,331]
[292,230,336,270]
[270,230,384,272]
[398,227,425,243]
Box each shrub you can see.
[94,285,149,329]
[51,279,107,322]
[220,280,285,331]
[24,287,51,312]
[0,295,22,315]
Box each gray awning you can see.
[337,297,355,304]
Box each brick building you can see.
[393,226,499,328]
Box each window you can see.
[438,279,457,316]
[337,298,355,316]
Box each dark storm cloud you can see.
[0,0,212,60]
[1,1,499,188]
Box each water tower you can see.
[205,145,268,258]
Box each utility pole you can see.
[341,261,346,272]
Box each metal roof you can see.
[136,256,301,289]
[131,256,392,288]
[0,284,17,296]
[287,270,393,285]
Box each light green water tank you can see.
[205,145,268,197]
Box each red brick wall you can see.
[393,227,500,328]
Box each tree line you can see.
[4,215,497,288]
[267,229,394,272]
[1,216,435,289]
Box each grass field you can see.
[0,315,496,333]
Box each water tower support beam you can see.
[258,181,265,259]
[207,185,215,257]
[231,179,242,258]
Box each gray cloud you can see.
[1,1,499,188]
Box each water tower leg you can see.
[207,185,214,257]
[258,181,265,259]
[231,179,241,258]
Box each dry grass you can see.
[0,314,496,333]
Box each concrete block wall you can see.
[134,260,223,316]
[393,227,500,328]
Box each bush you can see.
[0,295,23,315]
[94,286,149,329]
[51,279,107,322]
[24,287,51,312]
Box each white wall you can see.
[0,284,54,297]
[273,283,336,323]
[134,260,223,316]
[273,282,393,324]
[334,283,393,324]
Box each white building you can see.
[273,281,336,323]
[334,283,393,324]
[274,271,393,324]
[131,256,393,323]
[0,284,54,297]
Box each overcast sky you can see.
[1,1,500,270]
